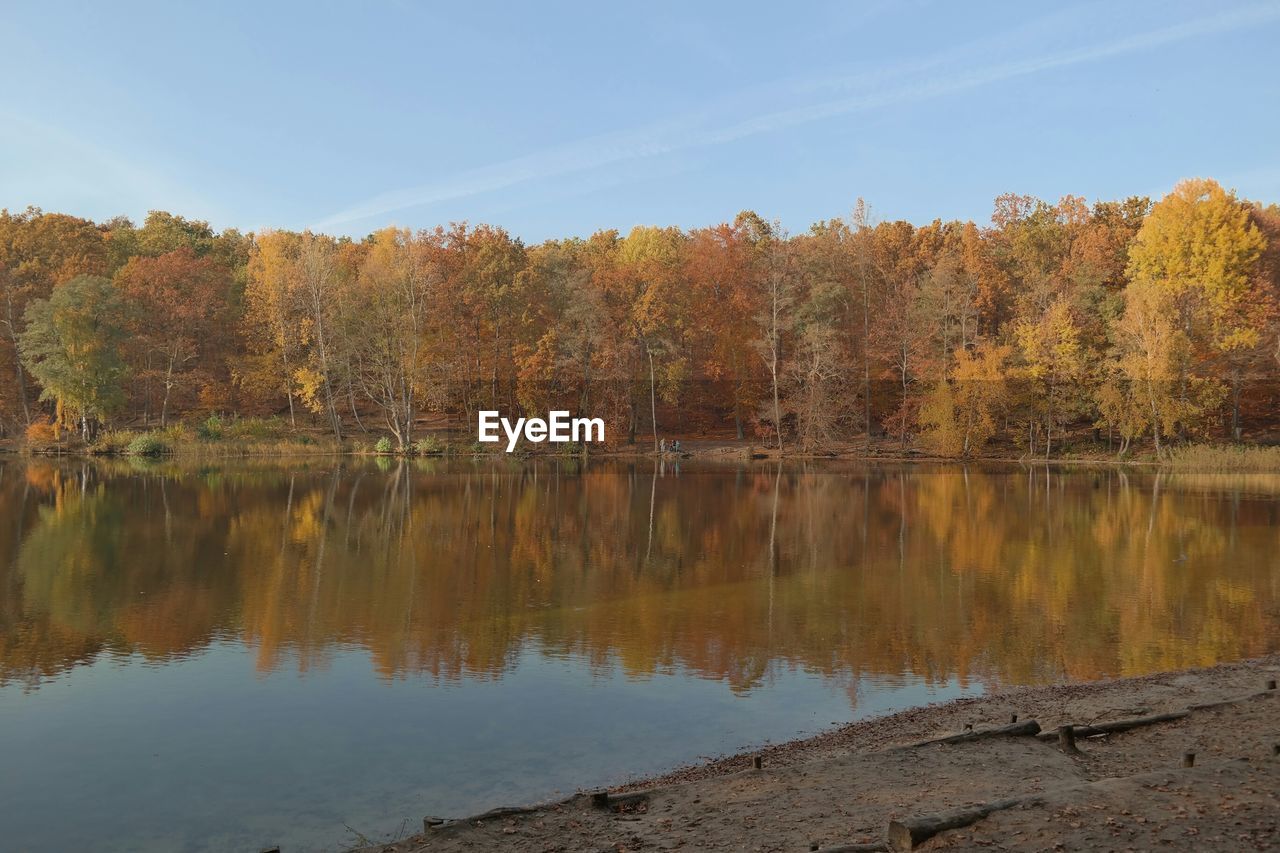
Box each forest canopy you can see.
[2,178,1277,456]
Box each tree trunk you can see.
[1045,382,1053,460]
[161,353,175,428]
[12,356,29,425]
[771,356,782,454]
[769,272,784,454]
[283,350,296,429]
[863,278,871,443]
[648,345,658,453]
[899,354,908,451]
[3,296,31,425]
[313,319,342,441]
[1148,380,1162,457]
[275,296,298,429]
[1230,367,1242,441]
[348,383,366,433]
[731,353,744,440]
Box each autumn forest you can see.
[3,177,1278,457]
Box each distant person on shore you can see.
[660,438,667,454]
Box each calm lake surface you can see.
[1,458,1277,852]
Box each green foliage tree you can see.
[0,208,107,429]
[18,275,127,440]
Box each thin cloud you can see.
[314,3,1280,231]
[0,110,217,225]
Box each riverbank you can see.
[8,429,1280,472]
[359,655,1280,852]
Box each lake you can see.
[1,457,1277,852]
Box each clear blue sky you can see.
[3,1,1278,241]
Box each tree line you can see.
[2,177,1277,456]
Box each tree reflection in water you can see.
[2,458,1277,695]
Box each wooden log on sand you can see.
[469,802,546,821]
[892,719,1040,750]
[1032,688,1270,746]
[1035,710,1189,741]
[590,790,649,810]
[887,794,1044,851]
[887,757,1250,850]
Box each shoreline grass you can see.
[1163,444,1280,472]
[13,423,1280,471]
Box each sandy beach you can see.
[360,655,1280,852]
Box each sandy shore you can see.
[359,655,1280,852]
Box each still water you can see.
[1,458,1277,851]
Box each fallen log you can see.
[598,791,649,810]
[887,794,1044,850]
[467,802,546,821]
[892,719,1040,750]
[1035,710,1188,741]
[886,757,1253,850]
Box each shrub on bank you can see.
[153,424,193,445]
[26,412,369,458]
[90,430,137,455]
[224,416,288,440]
[197,414,224,440]
[414,435,444,456]
[157,416,331,456]
[197,415,292,442]
[374,436,393,454]
[126,433,167,457]
[25,418,61,445]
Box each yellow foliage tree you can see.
[920,341,1011,457]
[1015,296,1087,456]
[1124,178,1266,438]
[1098,280,1222,456]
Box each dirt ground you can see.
[357,655,1280,852]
